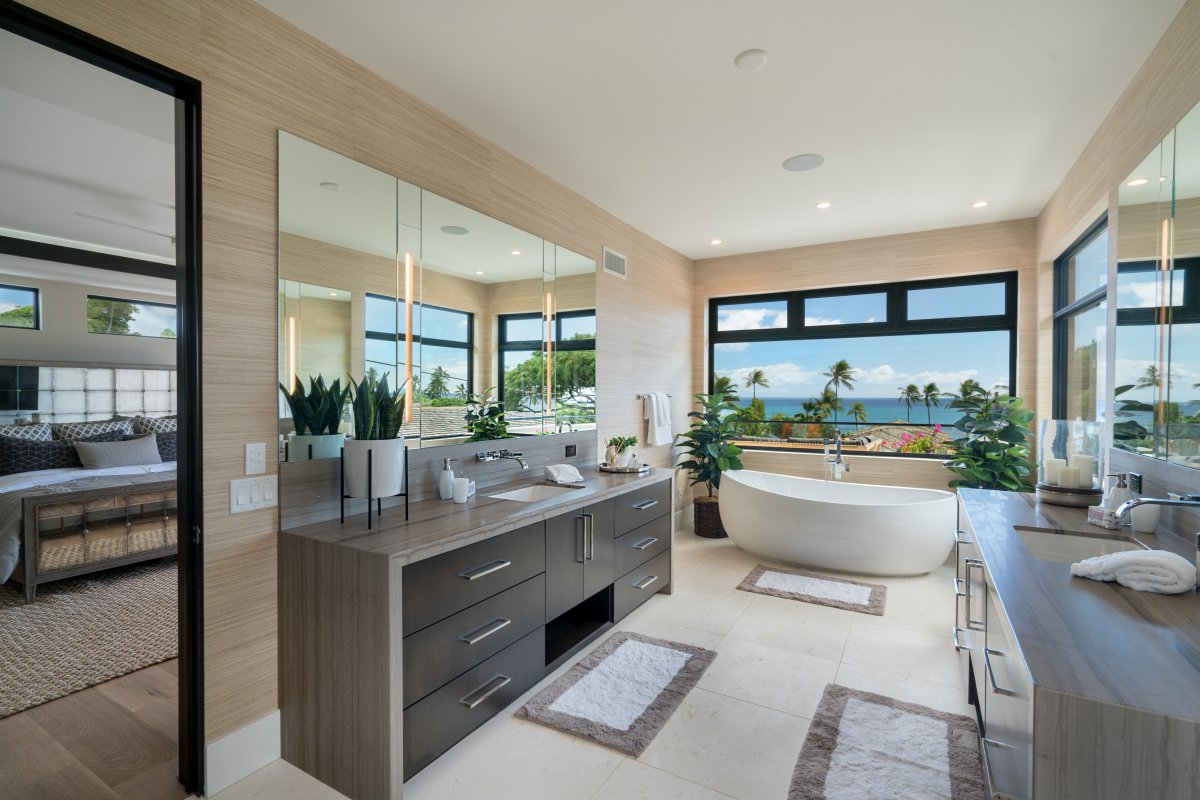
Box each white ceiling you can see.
[0,254,176,298]
[256,0,1185,259]
[0,29,176,263]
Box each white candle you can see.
[1058,466,1080,489]
[1068,455,1094,488]
[1044,458,1066,486]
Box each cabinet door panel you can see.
[545,510,584,621]
[983,579,1033,800]
[583,499,615,599]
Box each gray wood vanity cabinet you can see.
[279,468,674,800]
[955,490,1200,800]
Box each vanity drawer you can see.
[613,514,671,577]
[402,522,545,634]
[404,626,545,780]
[614,549,671,622]
[613,479,671,537]
[403,573,545,707]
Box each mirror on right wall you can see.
[1115,101,1200,468]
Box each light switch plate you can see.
[245,442,266,475]
[230,475,277,513]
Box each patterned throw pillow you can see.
[0,430,131,476]
[0,423,51,442]
[154,430,178,462]
[51,419,135,441]
[132,416,177,435]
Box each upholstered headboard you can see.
[0,365,175,425]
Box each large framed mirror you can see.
[1115,101,1200,468]
[276,131,597,461]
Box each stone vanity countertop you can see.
[281,466,674,566]
[959,488,1200,721]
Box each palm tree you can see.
[1136,365,1175,390]
[743,368,770,401]
[713,375,738,400]
[899,384,921,422]
[956,378,984,399]
[849,401,868,427]
[426,366,450,399]
[921,382,942,424]
[822,360,855,422]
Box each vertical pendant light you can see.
[404,251,414,424]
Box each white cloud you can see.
[722,362,822,393]
[714,341,750,353]
[718,307,786,331]
[804,316,843,326]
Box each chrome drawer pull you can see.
[632,499,659,510]
[583,512,594,561]
[984,647,1018,697]
[458,617,512,645]
[964,557,985,631]
[955,528,972,545]
[458,674,512,709]
[633,536,658,551]
[951,625,969,652]
[952,577,966,598]
[632,574,658,590]
[458,559,511,581]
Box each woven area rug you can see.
[0,559,177,718]
[516,631,716,756]
[737,564,887,616]
[791,684,984,800]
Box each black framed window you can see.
[1052,216,1108,421]
[498,309,596,427]
[86,294,177,338]
[0,283,40,329]
[709,273,1017,457]
[365,292,473,402]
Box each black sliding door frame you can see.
[0,2,206,793]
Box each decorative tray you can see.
[1035,482,1102,508]
[599,462,650,474]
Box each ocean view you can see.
[735,396,965,429]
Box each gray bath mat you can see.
[737,564,887,616]
[791,684,984,799]
[516,631,716,756]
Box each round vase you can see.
[605,445,619,465]
[289,432,345,462]
[615,449,634,468]
[344,437,405,498]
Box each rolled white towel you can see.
[545,463,585,485]
[1070,549,1197,594]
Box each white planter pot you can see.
[289,433,345,462]
[344,437,405,498]
[615,449,634,468]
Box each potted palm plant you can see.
[279,375,351,461]
[345,372,407,498]
[677,392,744,538]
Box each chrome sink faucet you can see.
[477,449,528,470]
[823,436,849,481]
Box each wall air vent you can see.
[602,247,627,279]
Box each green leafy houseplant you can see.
[607,435,638,452]
[943,393,1036,492]
[348,372,406,441]
[464,387,512,442]
[279,375,350,435]
[677,393,745,538]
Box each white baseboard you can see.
[674,504,693,531]
[205,709,281,796]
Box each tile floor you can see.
[212,528,968,800]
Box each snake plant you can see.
[349,372,407,440]
[279,375,351,435]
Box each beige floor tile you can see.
[840,620,964,689]
[833,662,975,718]
[698,637,839,719]
[403,715,623,800]
[670,559,757,598]
[639,688,809,800]
[631,588,752,636]
[615,612,727,651]
[724,596,853,661]
[591,759,734,800]
[208,760,347,799]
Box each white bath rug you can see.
[516,631,716,756]
[737,564,887,615]
[790,684,984,799]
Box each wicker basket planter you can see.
[693,496,727,539]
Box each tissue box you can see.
[1087,505,1122,530]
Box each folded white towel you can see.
[644,392,672,447]
[1070,549,1197,594]
[545,463,585,484]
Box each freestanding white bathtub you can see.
[719,470,956,576]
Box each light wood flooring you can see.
[0,660,188,799]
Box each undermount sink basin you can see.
[488,484,581,503]
[1014,525,1149,564]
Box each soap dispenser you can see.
[1104,473,1133,511]
[438,458,456,501]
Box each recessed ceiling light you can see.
[475,271,485,275]
[782,153,824,172]
[329,292,337,297]
[319,181,341,191]
[733,49,768,70]
[440,225,469,235]
[815,201,832,210]
[710,239,723,245]
[1160,176,1168,182]
[971,200,989,208]
[1126,178,1149,187]
[510,250,521,256]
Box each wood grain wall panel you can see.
[28,0,694,742]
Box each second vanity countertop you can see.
[959,488,1200,721]
[281,466,674,567]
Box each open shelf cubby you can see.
[545,586,613,670]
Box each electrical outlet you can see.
[1128,472,1142,494]
[565,444,577,457]
[245,442,266,475]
